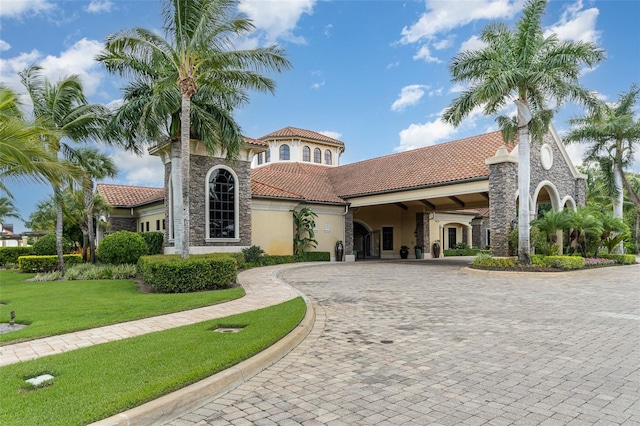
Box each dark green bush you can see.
[258,251,330,266]
[0,247,33,266]
[544,255,584,270]
[472,256,518,269]
[98,231,149,265]
[32,234,73,255]
[138,254,237,293]
[141,232,164,255]
[18,254,82,272]
[242,245,265,263]
[443,248,487,256]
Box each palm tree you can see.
[442,0,604,264]
[568,206,603,257]
[532,209,571,255]
[565,84,640,253]
[0,86,75,196]
[97,0,291,259]
[20,66,111,274]
[0,197,21,224]
[69,147,117,263]
[291,207,318,255]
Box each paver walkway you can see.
[0,265,301,367]
[167,259,640,426]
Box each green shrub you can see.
[472,256,518,269]
[141,232,164,255]
[598,253,636,265]
[258,252,330,266]
[544,255,584,270]
[0,246,33,266]
[138,254,237,293]
[242,245,265,263]
[297,251,330,262]
[65,263,139,280]
[32,234,73,255]
[18,254,82,272]
[98,231,149,265]
[443,248,487,256]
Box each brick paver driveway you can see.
[170,259,640,425]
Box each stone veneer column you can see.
[486,146,518,257]
[423,212,431,256]
[344,209,354,262]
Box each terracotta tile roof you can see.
[329,131,507,198]
[260,126,345,146]
[251,163,347,204]
[243,136,268,147]
[97,184,164,208]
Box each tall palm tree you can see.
[70,147,117,263]
[442,0,604,264]
[20,66,111,273]
[97,0,291,259]
[0,86,75,196]
[565,84,640,253]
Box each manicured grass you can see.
[0,297,306,426]
[0,269,244,344]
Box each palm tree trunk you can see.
[54,185,66,275]
[180,91,191,259]
[612,162,624,254]
[85,178,96,263]
[516,100,532,265]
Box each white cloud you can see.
[433,37,454,50]
[238,0,315,44]
[0,49,43,92]
[0,40,11,51]
[324,24,333,37]
[311,81,324,90]
[319,131,342,140]
[85,0,114,14]
[400,0,522,44]
[0,0,54,17]
[459,35,486,52]
[110,151,165,187]
[544,0,600,44]
[386,62,400,70]
[449,83,466,94]
[413,45,442,63]
[395,106,486,152]
[391,85,430,112]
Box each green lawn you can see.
[0,269,245,344]
[0,297,306,426]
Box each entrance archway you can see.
[353,222,380,259]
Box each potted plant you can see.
[399,245,409,259]
[432,240,441,258]
[414,245,423,259]
[335,240,344,262]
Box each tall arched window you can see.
[207,167,237,239]
[257,152,263,165]
[265,149,271,163]
[279,144,290,161]
[314,148,321,163]
[303,146,311,162]
[324,149,332,165]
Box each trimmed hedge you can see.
[258,251,330,266]
[444,248,488,257]
[597,253,636,265]
[472,256,518,269]
[544,255,585,270]
[0,247,33,266]
[98,231,149,265]
[138,254,238,293]
[18,254,82,272]
[141,232,164,255]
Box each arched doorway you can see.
[353,222,380,259]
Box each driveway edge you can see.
[91,298,315,426]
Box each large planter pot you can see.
[414,248,422,259]
[399,247,409,259]
[432,242,440,258]
[335,242,344,261]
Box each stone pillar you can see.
[486,146,518,257]
[423,212,431,256]
[575,177,586,207]
[344,209,355,262]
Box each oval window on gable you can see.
[208,168,236,239]
[279,144,290,161]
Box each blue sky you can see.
[1,0,639,232]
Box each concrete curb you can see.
[91,298,315,426]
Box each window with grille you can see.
[314,148,321,163]
[303,146,311,162]
[279,144,290,160]
[325,149,332,165]
[208,168,235,238]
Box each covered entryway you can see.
[353,222,380,259]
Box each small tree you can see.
[532,210,571,256]
[291,207,318,256]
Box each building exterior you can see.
[97,125,585,260]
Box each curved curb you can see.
[91,297,315,426]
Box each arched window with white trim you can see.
[314,148,321,163]
[279,144,290,161]
[303,146,311,162]
[206,167,238,239]
[324,149,332,165]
